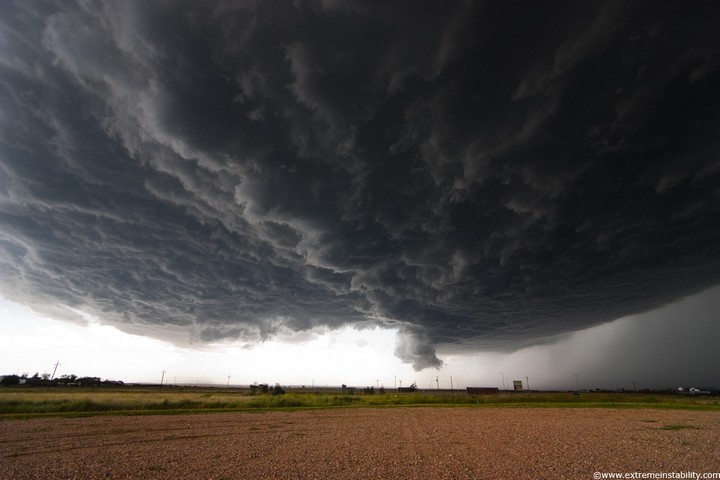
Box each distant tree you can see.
[258,383,270,394]
[26,374,44,386]
[101,379,124,387]
[1,375,20,386]
[272,383,285,395]
[57,374,78,385]
[249,383,259,395]
[379,386,386,394]
[77,376,102,387]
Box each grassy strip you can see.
[1,389,719,419]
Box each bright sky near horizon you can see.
[1,1,719,391]
[3,287,719,390]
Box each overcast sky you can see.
[1,1,719,389]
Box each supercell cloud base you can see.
[1,1,719,379]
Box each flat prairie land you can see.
[1,407,719,479]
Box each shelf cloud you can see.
[2,1,719,370]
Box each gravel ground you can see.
[1,407,719,479]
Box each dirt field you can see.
[1,407,719,479]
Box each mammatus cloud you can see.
[1,1,719,370]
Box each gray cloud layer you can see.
[2,1,719,370]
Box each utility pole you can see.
[436,376,440,390]
[526,376,530,391]
[227,375,231,388]
[574,374,581,394]
[159,370,166,391]
[499,372,506,393]
[50,360,60,381]
[450,376,454,396]
[47,360,60,392]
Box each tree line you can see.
[0,373,124,387]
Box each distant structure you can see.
[677,387,711,396]
[398,382,418,393]
[513,380,523,391]
[466,387,500,395]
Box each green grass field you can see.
[1,386,718,419]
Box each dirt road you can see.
[1,407,719,479]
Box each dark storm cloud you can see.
[1,1,719,370]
